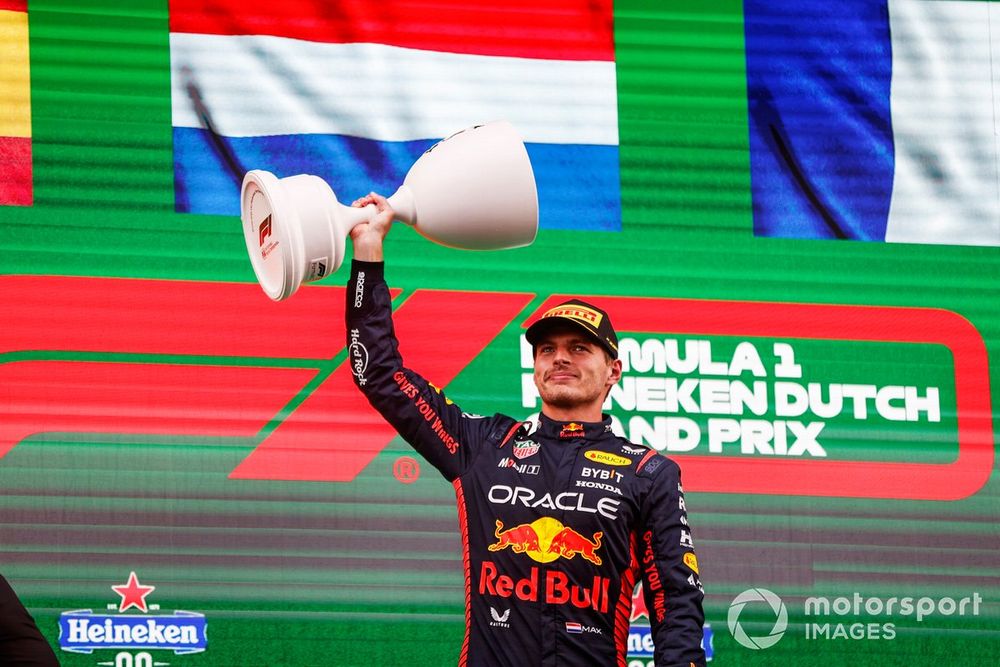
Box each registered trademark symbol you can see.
[393,456,420,484]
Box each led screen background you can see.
[0,1,997,665]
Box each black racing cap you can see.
[525,299,619,359]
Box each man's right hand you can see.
[350,192,395,262]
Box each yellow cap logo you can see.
[584,450,631,466]
[541,304,603,328]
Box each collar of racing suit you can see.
[535,412,614,441]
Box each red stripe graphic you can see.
[0,276,346,359]
[0,276,341,468]
[230,289,534,481]
[0,1,27,12]
[0,361,314,458]
[614,533,640,666]
[0,136,31,206]
[169,0,614,61]
[526,295,993,501]
[3,276,989,497]
[0,276,532,482]
[453,478,472,667]
[635,449,658,474]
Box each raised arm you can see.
[344,194,507,480]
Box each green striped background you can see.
[1,1,997,665]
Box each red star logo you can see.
[630,583,649,622]
[112,572,156,613]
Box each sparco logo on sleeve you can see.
[354,271,365,307]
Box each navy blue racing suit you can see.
[347,260,705,667]
[0,575,59,666]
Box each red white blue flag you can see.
[169,0,620,231]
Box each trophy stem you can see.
[337,202,377,231]
[387,185,416,226]
[335,184,415,232]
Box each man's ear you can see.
[607,358,623,385]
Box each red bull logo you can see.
[489,519,541,554]
[488,517,603,565]
[548,526,603,565]
[560,422,584,438]
[479,562,611,613]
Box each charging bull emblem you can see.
[547,526,603,565]
[488,517,602,565]
[489,520,541,554]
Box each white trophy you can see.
[240,121,538,301]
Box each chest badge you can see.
[513,439,540,459]
[559,422,584,438]
[489,517,603,566]
[584,450,631,466]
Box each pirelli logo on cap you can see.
[525,298,619,360]
[541,305,603,328]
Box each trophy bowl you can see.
[240,121,538,301]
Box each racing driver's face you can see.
[533,325,622,421]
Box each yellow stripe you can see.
[0,9,30,138]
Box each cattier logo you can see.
[584,450,631,466]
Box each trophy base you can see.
[241,171,414,301]
[241,171,340,301]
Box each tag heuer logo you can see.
[513,440,539,459]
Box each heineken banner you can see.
[1,0,997,665]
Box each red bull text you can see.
[479,562,611,613]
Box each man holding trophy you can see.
[240,122,705,666]
[344,191,705,666]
